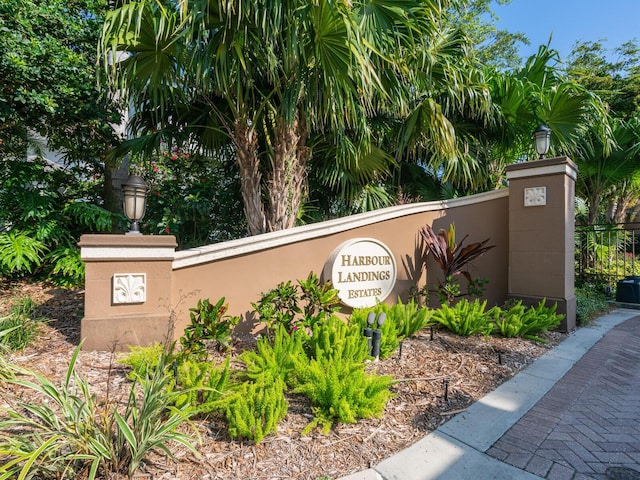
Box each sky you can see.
[489,0,640,62]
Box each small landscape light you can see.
[533,125,552,159]
[122,174,149,235]
[371,312,386,360]
[364,312,375,352]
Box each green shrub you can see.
[224,372,288,444]
[182,297,239,357]
[172,356,233,415]
[252,280,301,334]
[386,299,433,340]
[239,324,307,386]
[297,272,341,328]
[576,284,612,325]
[431,299,493,337]
[0,156,115,285]
[305,315,371,364]
[490,299,563,342]
[0,345,199,479]
[251,273,341,336]
[119,342,168,380]
[292,354,395,435]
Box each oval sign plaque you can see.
[325,238,397,308]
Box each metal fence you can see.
[576,223,640,285]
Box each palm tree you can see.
[101,0,453,235]
[575,117,640,224]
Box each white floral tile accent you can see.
[524,186,546,207]
[113,273,146,304]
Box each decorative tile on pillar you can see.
[113,273,146,304]
[524,186,546,207]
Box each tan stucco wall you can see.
[80,156,576,350]
[170,192,509,335]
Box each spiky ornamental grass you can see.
[0,345,200,480]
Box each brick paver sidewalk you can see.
[487,316,640,480]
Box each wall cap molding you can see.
[506,156,578,181]
[172,189,508,269]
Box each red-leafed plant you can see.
[419,223,495,305]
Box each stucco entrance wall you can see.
[170,189,509,337]
[80,157,576,351]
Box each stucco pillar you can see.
[79,234,177,351]
[506,157,577,332]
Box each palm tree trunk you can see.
[266,116,309,232]
[233,120,265,236]
[587,190,602,225]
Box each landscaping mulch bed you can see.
[0,281,565,480]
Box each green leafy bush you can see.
[305,316,371,364]
[132,149,246,247]
[181,297,239,357]
[490,300,563,342]
[292,354,395,435]
[386,299,433,339]
[431,299,493,337]
[576,284,613,325]
[251,273,341,335]
[119,342,169,380]
[239,324,307,386]
[297,272,341,328]
[224,372,288,444]
[252,280,301,333]
[0,157,115,285]
[0,345,199,479]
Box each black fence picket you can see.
[576,223,640,285]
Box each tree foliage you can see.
[0,0,120,162]
[565,40,640,223]
[100,0,501,233]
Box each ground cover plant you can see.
[0,280,568,479]
[489,299,564,343]
[575,280,614,325]
[431,298,494,337]
[0,294,41,351]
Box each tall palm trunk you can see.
[266,116,309,232]
[234,119,265,236]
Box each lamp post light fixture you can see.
[122,174,149,235]
[533,124,552,159]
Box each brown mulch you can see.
[0,281,566,480]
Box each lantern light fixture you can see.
[533,124,552,159]
[122,174,149,235]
